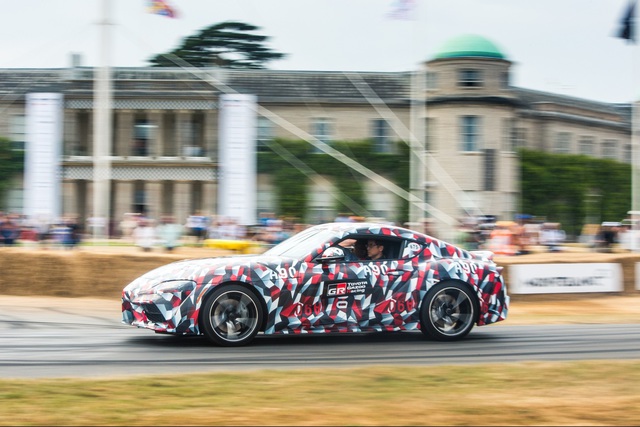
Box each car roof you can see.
[311,222,428,240]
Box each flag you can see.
[148,0,177,19]
[617,0,636,43]
[386,0,417,21]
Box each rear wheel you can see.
[420,282,477,341]
[201,284,263,346]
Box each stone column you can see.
[62,181,77,216]
[173,182,192,226]
[85,180,98,237]
[113,181,133,225]
[145,181,163,222]
[202,181,217,217]
[204,109,217,160]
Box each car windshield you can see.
[264,226,337,259]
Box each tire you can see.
[201,284,263,346]
[420,282,477,341]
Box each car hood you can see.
[123,254,294,295]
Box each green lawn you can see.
[1,360,639,426]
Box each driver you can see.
[337,238,368,261]
[366,239,385,260]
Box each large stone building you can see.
[0,34,631,241]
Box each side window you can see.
[377,238,402,260]
[460,116,481,152]
[337,236,403,261]
[401,240,424,259]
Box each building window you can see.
[602,139,619,160]
[426,71,437,89]
[310,118,333,153]
[513,127,527,151]
[76,111,91,156]
[191,181,203,213]
[161,113,177,156]
[484,149,496,191]
[9,115,25,151]
[133,116,154,156]
[371,119,391,153]
[555,132,571,154]
[460,116,481,152]
[500,72,510,88]
[133,180,147,215]
[178,114,203,157]
[161,181,173,215]
[257,116,273,152]
[425,117,435,152]
[502,118,514,152]
[458,69,483,88]
[183,112,204,157]
[578,136,595,156]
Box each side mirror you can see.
[316,247,346,263]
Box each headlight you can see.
[139,280,196,295]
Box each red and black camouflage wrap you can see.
[122,222,508,337]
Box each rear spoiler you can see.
[470,250,495,262]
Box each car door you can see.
[363,238,424,329]
[317,254,372,329]
[315,236,421,329]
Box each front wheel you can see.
[420,282,477,341]
[201,284,263,346]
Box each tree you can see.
[520,149,631,238]
[0,137,24,210]
[148,21,287,69]
[257,139,410,223]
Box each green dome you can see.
[433,34,506,60]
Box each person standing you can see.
[133,219,156,252]
[157,216,183,252]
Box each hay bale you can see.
[0,247,210,298]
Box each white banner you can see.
[24,93,63,222]
[218,94,257,226]
[509,263,623,294]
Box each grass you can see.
[1,361,640,425]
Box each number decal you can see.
[367,262,389,276]
[387,296,416,314]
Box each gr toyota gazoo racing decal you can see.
[326,279,369,297]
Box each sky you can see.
[1,0,639,104]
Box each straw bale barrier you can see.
[1,247,639,300]
[0,248,208,299]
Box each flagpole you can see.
[93,0,112,242]
[625,0,640,251]
[631,50,640,251]
[406,1,426,230]
[409,66,426,228]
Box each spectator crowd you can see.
[1,209,637,256]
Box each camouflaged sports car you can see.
[122,222,509,346]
